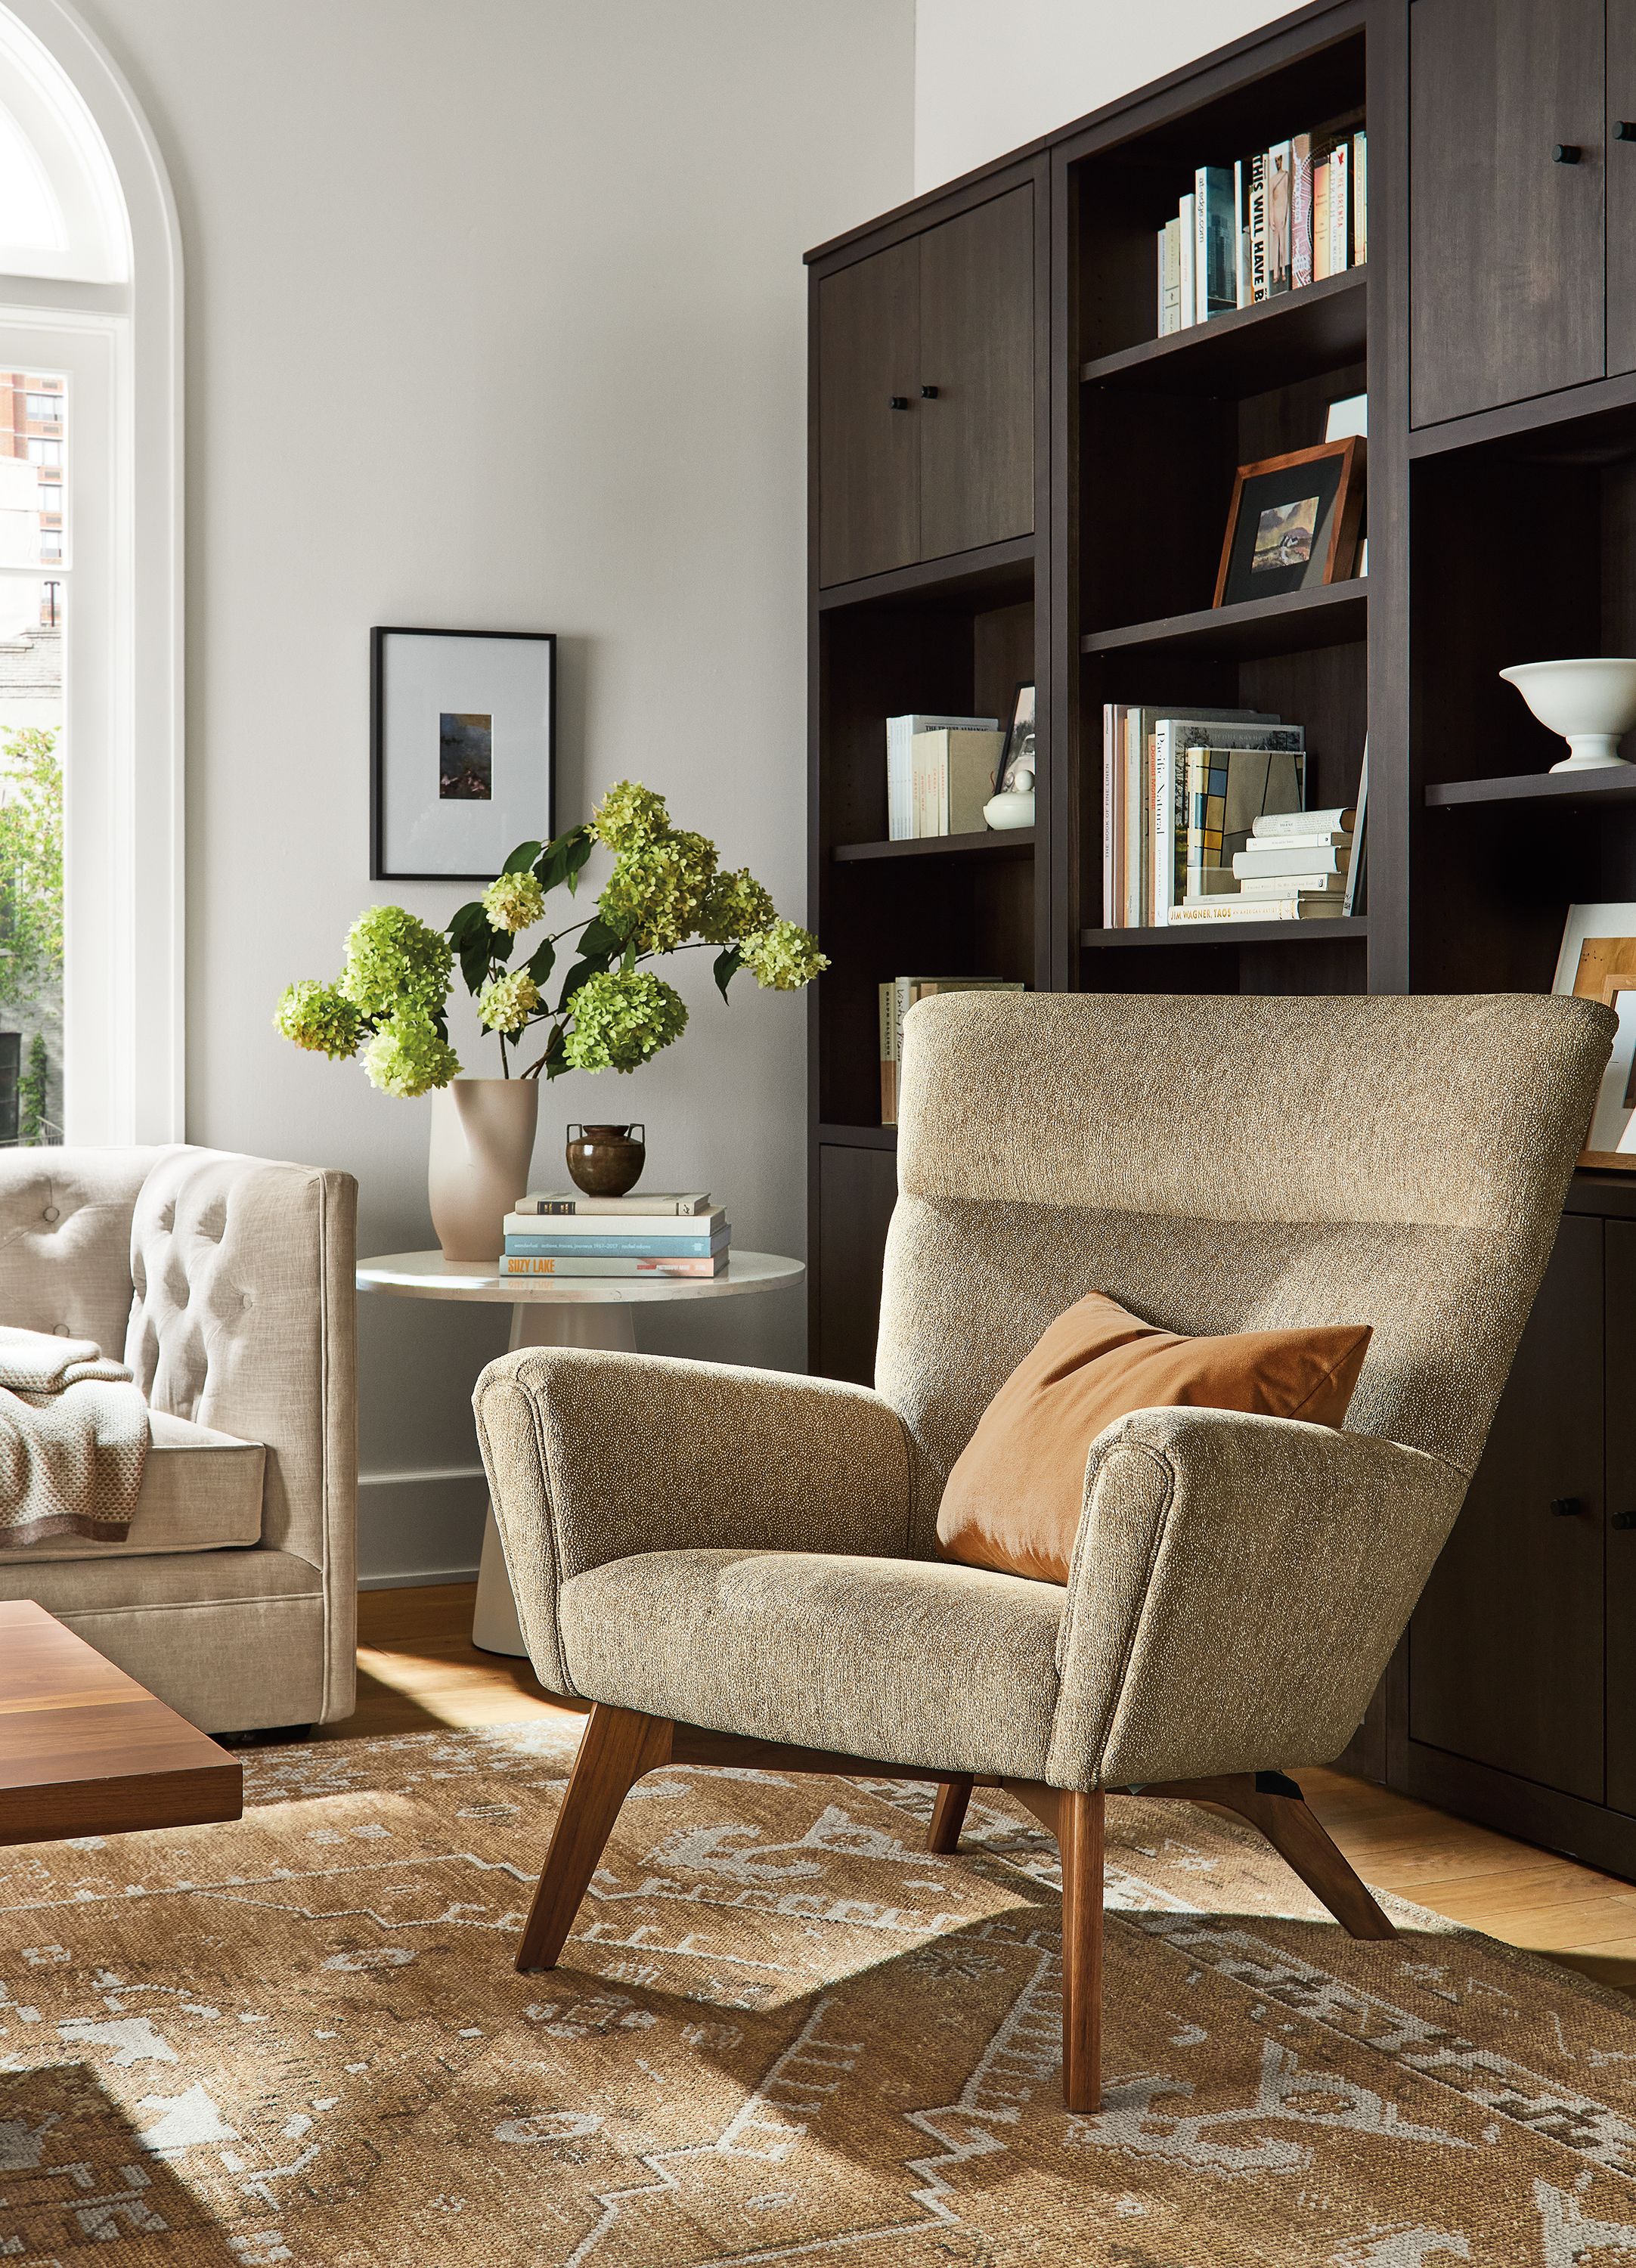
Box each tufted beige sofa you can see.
[0,1145,357,1733]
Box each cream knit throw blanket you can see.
[0,1325,149,1547]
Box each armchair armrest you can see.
[1046,1406,1469,1791]
[473,1347,914,1693]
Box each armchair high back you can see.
[475,990,1613,2112]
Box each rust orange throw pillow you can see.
[936,1290,1371,1584]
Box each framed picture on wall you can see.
[370,627,556,880]
[1554,903,1636,1169]
[1213,437,1365,609]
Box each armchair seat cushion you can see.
[558,1547,1064,1780]
[0,1410,264,1564]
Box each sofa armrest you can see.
[473,1346,914,1693]
[125,1148,358,1721]
[1046,1406,1468,1791]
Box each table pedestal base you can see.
[472,1300,639,1656]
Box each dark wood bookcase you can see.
[806,0,1636,1879]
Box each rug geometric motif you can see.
[0,1720,1632,2263]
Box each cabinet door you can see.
[1408,1214,1604,1799]
[917,187,1034,562]
[1605,1222,1636,1811]
[817,240,919,587]
[1610,3,1636,375]
[816,1144,897,1385]
[1410,0,1604,426]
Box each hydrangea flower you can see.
[563,967,687,1072]
[696,866,775,946]
[274,979,361,1059]
[600,829,717,953]
[478,969,541,1033]
[482,869,547,934]
[340,905,452,1018]
[590,779,671,852]
[360,1010,461,1098]
[741,919,828,990]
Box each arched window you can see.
[0,0,180,1147]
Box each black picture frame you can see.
[1212,438,1365,610]
[370,625,557,881]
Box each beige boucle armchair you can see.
[474,990,1613,2111]
[0,1145,357,1734]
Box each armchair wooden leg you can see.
[1057,1788,1105,2115]
[927,1776,973,1853]
[516,1702,674,1973]
[1139,1772,1396,1941]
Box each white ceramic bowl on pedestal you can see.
[1499,658,1636,772]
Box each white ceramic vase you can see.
[427,1078,540,1263]
[1499,658,1636,773]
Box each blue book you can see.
[503,1228,730,1259]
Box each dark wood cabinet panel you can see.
[918,188,1034,562]
[1410,0,1605,426]
[816,1145,897,1386]
[1610,2,1636,374]
[1605,1222,1636,1811]
[1408,1215,1604,1800]
[817,242,919,587]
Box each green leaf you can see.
[713,945,743,1002]
[534,826,593,896]
[458,940,491,998]
[541,1023,569,1080]
[447,900,487,947]
[575,914,621,958]
[621,938,637,975]
[525,936,557,985]
[503,839,542,874]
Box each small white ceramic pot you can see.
[1499,658,1636,772]
[427,1078,540,1262]
[984,787,1036,830]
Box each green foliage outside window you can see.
[0,728,64,1004]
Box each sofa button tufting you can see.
[241,1294,253,1309]
[42,1207,58,1223]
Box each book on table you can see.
[503,1207,725,1239]
[511,1191,714,1216]
[502,1228,729,1259]
[500,1252,730,1277]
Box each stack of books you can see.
[502,1191,728,1278]
[1101,704,1305,928]
[1157,117,1366,336]
[885,713,1002,840]
[1171,801,1358,925]
[878,976,1024,1124]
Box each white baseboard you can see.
[358,1566,480,1591]
[356,1463,490,1591]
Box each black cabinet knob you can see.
[920,385,939,398]
[1613,1509,1636,1529]
[1617,122,1636,141]
[1554,143,1583,163]
[888,395,909,410]
[1551,1497,1585,1517]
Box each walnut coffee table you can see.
[0,1599,242,1846]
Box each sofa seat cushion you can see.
[0,1409,264,1563]
[558,1548,1064,1780]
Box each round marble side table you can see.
[355,1248,805,1656]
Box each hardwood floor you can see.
[328,1583,1636,1997]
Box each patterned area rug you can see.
[1,1718,1634,2264]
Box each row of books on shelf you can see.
[878,977,1023,1125]
[1158,117,1365,337]
[501,1189,727,1277]
[885,712,1004,839]
[1101,702,1366,926]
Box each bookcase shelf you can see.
[1082,579,1368,662]
[1424,770,1636,810]
[816,1122,897,1151]
[1080,269,1367,398]
[1080,916,1368,950]
[815,535,1036,615]
[832,829,1034,863]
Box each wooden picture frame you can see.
[1213,436,1365,609]
[370,626,556,881]
[1553,908,1636,1170]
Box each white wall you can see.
[915,0,1294,194]
[76,0,916,1585]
